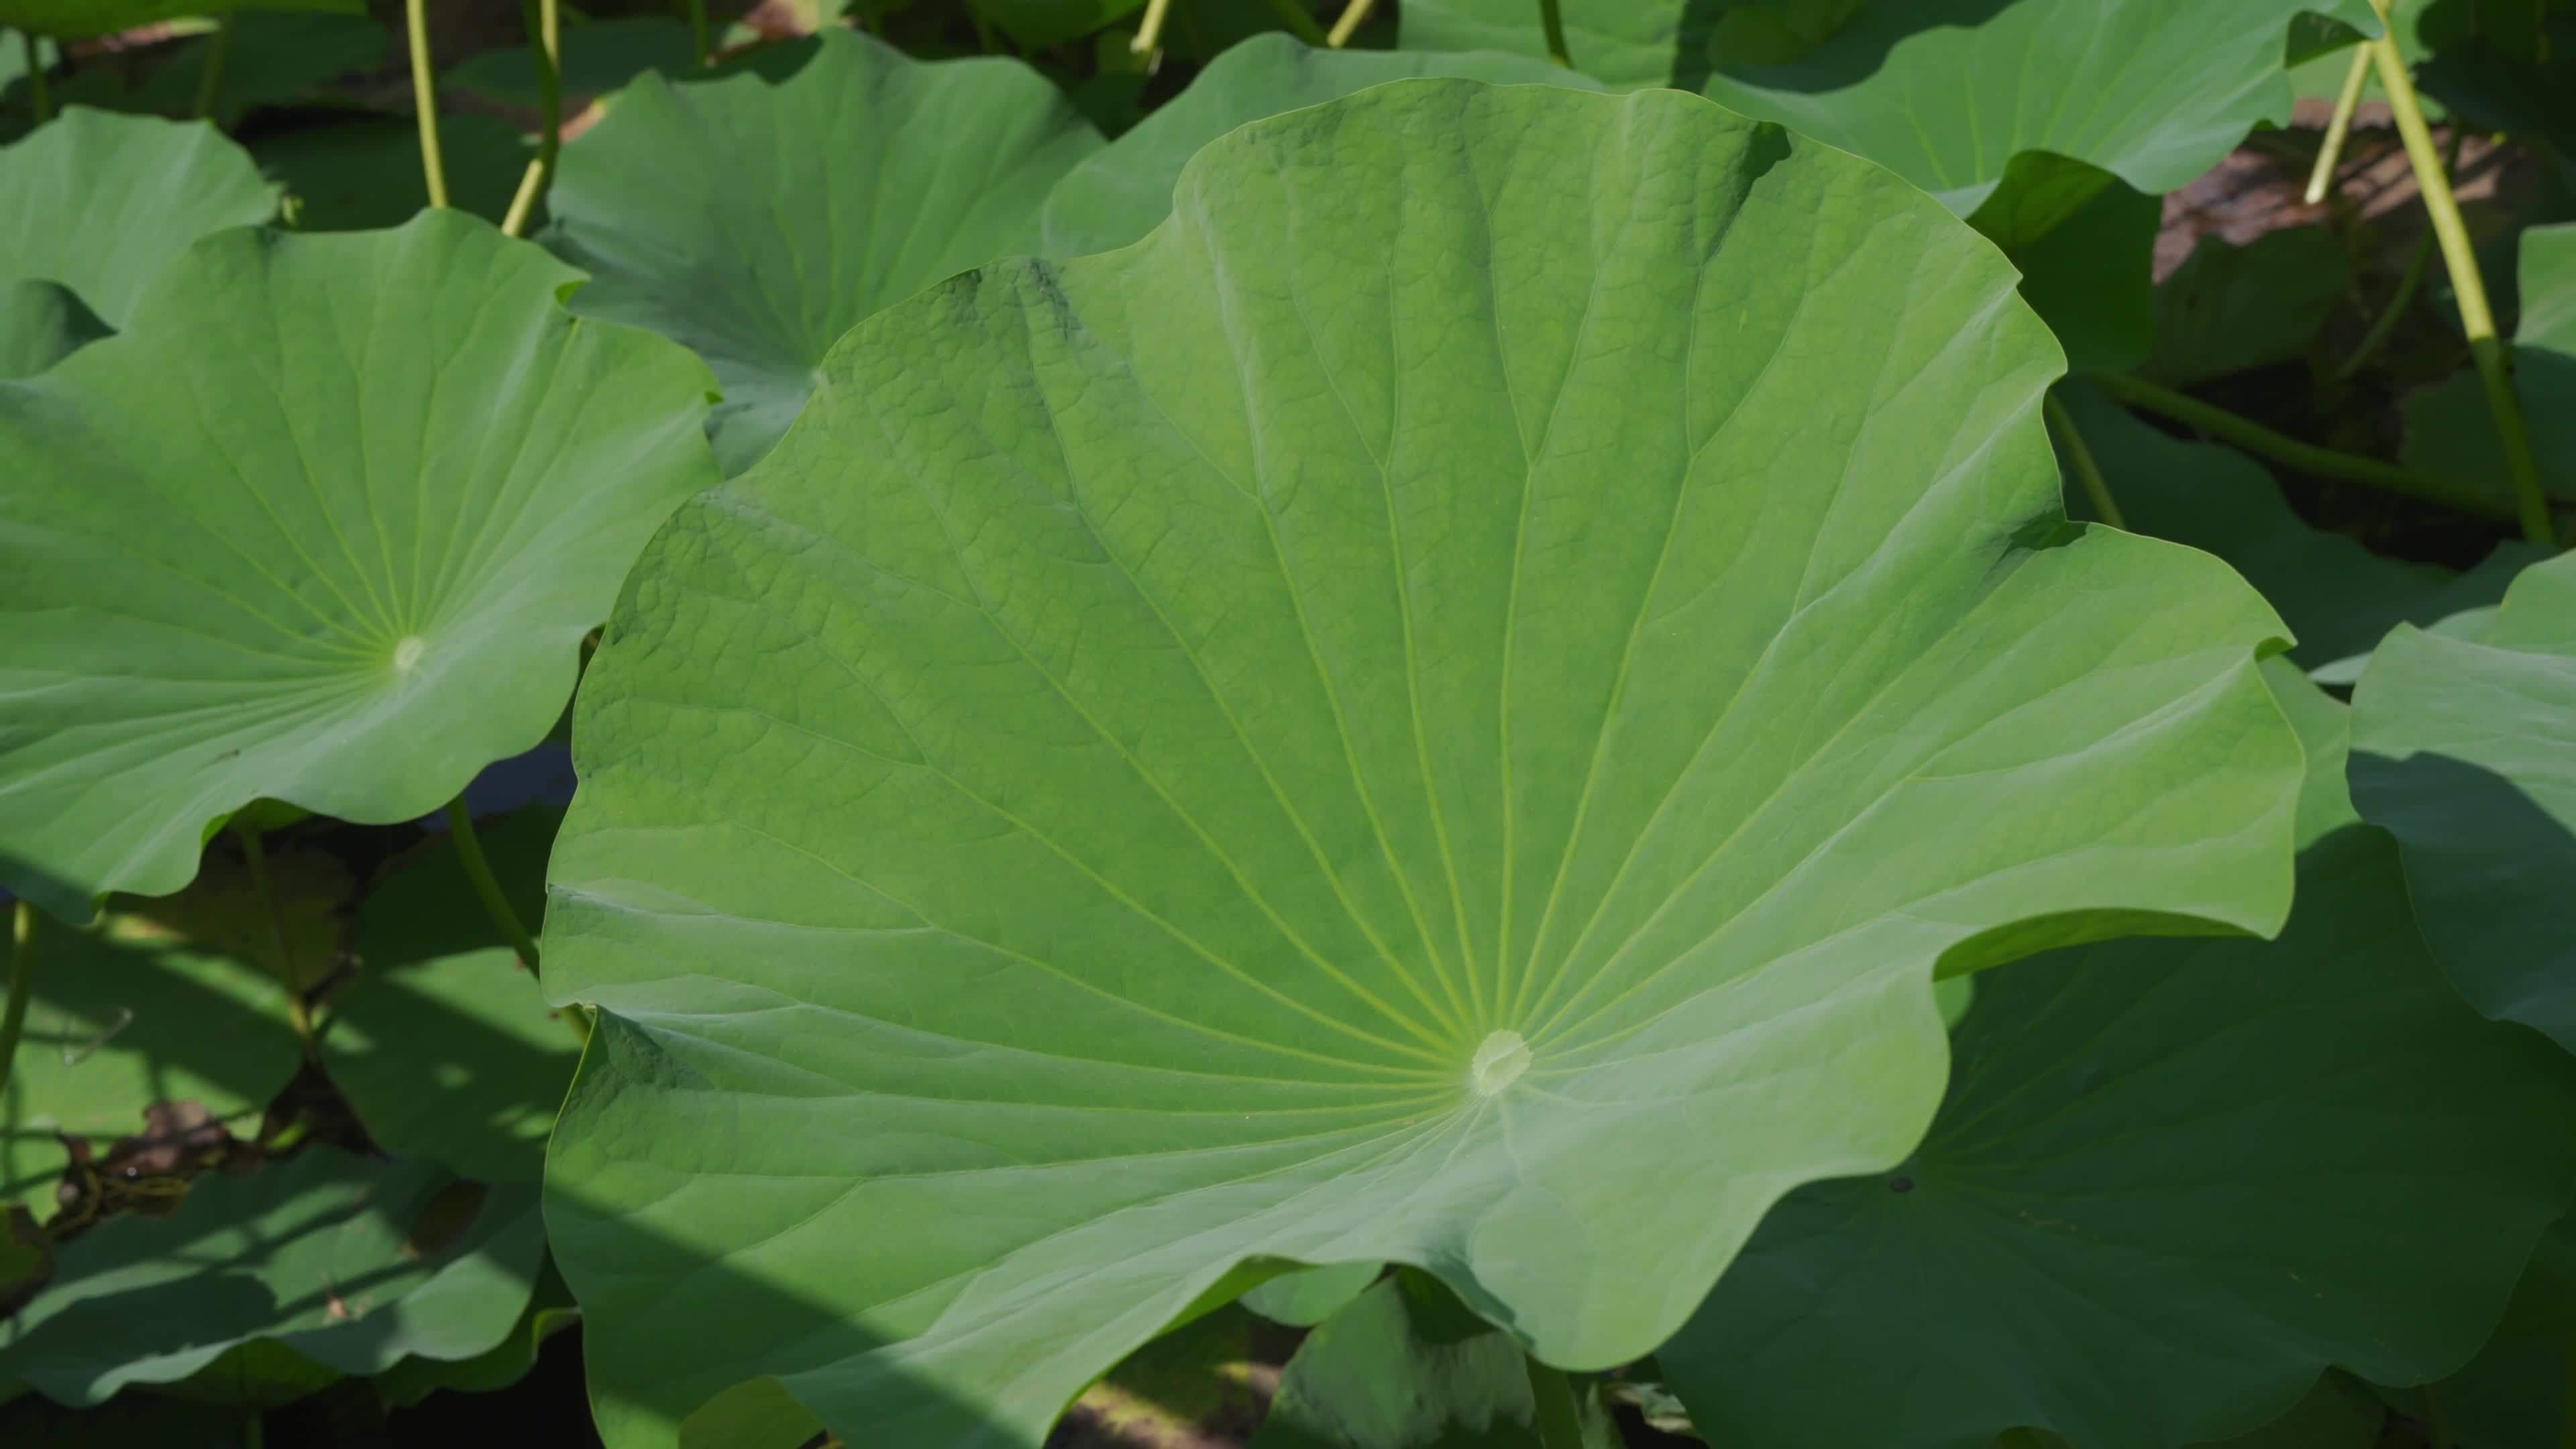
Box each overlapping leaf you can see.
[0,213,718,920]
[544,28,1102,474]
[545,81,2304,1448]
[2351,551,2576,1051]
[1662,667,2576,1449]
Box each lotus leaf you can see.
[0,0,357,40]
[544,81,2305,1446]
[2405,221,2576,503]
[0,212,718,921]
[544,28,1102,474]
[0,107,273,329]
[0,280,104,379]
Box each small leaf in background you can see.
[0,212,718,920]
[1,0,358,40]
[445,17,697,108]
[2141,229,2353,388]
[1240,1262,1383,1330]
[2405,221,2576,504]
[1249,1273,1619,1449]
[545,79,2305,1446]
[121,13,387,127]
[2351,550,2576,1051]
[0,1151,543,1405]
[323,806,580,1183]
[0,107,273,328]
[252,113,529,232]
[1662,673,2576,1449]
[543,28,1103,474]
[370,1258,577,1407]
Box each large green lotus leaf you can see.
[0,280,105,379]
[1661,671,2576,1449]
[2404,221,2576,503]
[2142,229,2353,389]
[544,28,1102,475]
[323,806,581,1183]
[1248,1273,1617,1449]
[545,81,2305,1447]
[2350,551,2576,1050]
[0,1156,542,1405]
[1038,35,1594,259]
[0,107,273,329]
[0,213,718,922]
[0,904,307,1218]
[2051,383,2546,674]
[0,0,357,39]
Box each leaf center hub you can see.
[1468,1030,1531,1097]
[391,635,427,674]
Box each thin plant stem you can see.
[2044,390,2127,529]
[19,30,49,124]
[967,4,998,52]
[2304,46,2371,205]
[235,825,317,1049]
[1132,0,1176,55]
[1326,0,1379,45]
[1524,1356,1586,1449]
[193,15,234,121]
[403,0,449,207]
[1255,0,1330,45]
[681,0,707,64]
[2334,228,2433,381]
[1,901,32,1100]
[2367,0,2553,545]
[444,797,542,975]
[499,0,562,239]
[1535,0,1572,66]
[2094,370,2522,523]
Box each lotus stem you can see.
[499,0,563,239]
[19,30,48,125]
[1327,0,1380,46]
[2305,46,2371,205]
[444,796,542,976]
[2334,228,2433,382]
[235,824,316,1049]
[1536,0,1573,67]
[2093,371,2522,523]
[1256,0,1331,46]
[403,0,449,208]
[2044,390,2127,529]
[682,0,707,65]
[2366,0,2553,546]
[1524,1356,1586,1449]
[1,900,32,1099]
[193,15,233,121]
[1132,0,1176,56]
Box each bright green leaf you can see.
[1664,676,2576,1448]
[1,107,273,329]
[0,213,716,922]
[1038,34,1596,259]
[323,807,581,1183]
[2351,551,2576,1051]
[544,28,1102,474]
[0,1156,543,1405]
[545,81,2304,1447]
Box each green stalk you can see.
[2333,228,2433,381]
[192,15,234,121]
[1255,0,1330,46]
[403,0,449,207]
[2422,1383,2451,1448]
[1535,0,1572,66]
[444,797,541,975]
[2094,371,2522,523]
[1327,0,1379,45]
[2304,46,2371,206]
[2044,390,2127,529]
[1524,1357,1586,1449]
[1132,0,1176,55]
[682,0,707,65]
[498,0,562,239]
[20,30,49,125]
[1,900,32,1099]
[235,825,316,1049]
[2366,0,2553,545]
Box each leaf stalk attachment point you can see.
[444,796,542,977]
[2305,46,2371,206]
[193,17,233,121]
[1525,1356,1587,1449]
[1,900,32,1099]
[2365,0,2553,545]
[1327,0,1380,46]
[2044,389,2126,529]
[235,824,317,1049]
[403,0,450,208]
[1535,0,1573,66]
[499,0,564,239]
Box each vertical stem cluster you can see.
[2364,0,2553,545]
[500,0,564,239]
[405,0,451,208]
